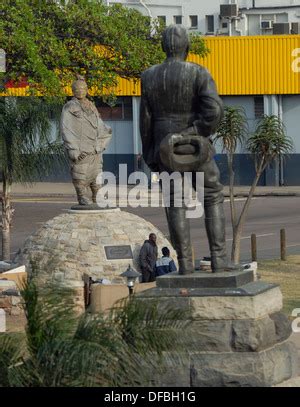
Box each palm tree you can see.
[231,115,293,263]
[214,106,248,260]
[0,263,190,387]
[0,97,65,261]
[215,111,293,264]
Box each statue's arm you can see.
[60,107,80,162]
[194,70,224,137]
[140,94,152,150]
[181,69,223,137]
[140,78,158,171]
[98,117,112,152]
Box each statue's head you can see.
[162,25,190,60]
[72,75,88,100]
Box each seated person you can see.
[155,247,177,277]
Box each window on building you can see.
[189,15,198,29]
[222,22,228,29]
[174,15,182,25]
[95,97,133,121]
[254,96,264,119]
[206,15,214,33]
[158,15,166,26]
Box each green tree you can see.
[0,0,209,260]
[0,0,209,97]
[0,97,64,260]
[0,267,190,387]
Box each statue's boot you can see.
[90,181,100,204]
[73,181,90,205]
[167,207,194,275]
[205,203,241,273]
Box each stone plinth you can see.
[0,279,17,293]
[14,208,176,309]
[137,271,299,387]
[157,269,254,289]
[90,282,156,313]
[0,280,23,317]
[0,309,6,333]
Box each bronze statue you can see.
[140,25,232,274]
[60,76,112,205]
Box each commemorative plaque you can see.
[104,245,133,260]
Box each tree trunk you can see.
[231,232,240,265]
[227,152,237,262]
[231,159,265,264]
[227,153,236,225]
[1,176,13,261]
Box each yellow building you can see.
[6,35,300,185]
[103,35,300,186]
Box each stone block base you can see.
[190,341,298,387]
[0,294,23,316]
[273,377,300,387]
[137,277,299,387]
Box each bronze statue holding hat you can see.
[140,25,236,274]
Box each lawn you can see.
[259,255,300,316]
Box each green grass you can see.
[259,255,300,315]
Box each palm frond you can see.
[0,97,66,184]
[214,105,248,153]
[248,115,293,162]
[0,333,26,387]
[109,297,191,356]
[1,264,191,387]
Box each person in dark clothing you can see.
[155,247,177,277]
[139,233,158,282]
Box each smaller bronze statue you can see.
[60,76,112,205]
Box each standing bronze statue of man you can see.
[60,76,112,206]
[140,25,234,275]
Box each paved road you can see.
[4,195,300,262]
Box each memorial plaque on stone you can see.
[104,245,133,260]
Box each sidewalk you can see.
[1,182,300,198]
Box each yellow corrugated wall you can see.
[4,35,300,96]
[189,35,300,95]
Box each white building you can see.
[108,0,300,36]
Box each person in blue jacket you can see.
[155,247,177,277]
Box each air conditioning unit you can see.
[273,22,290,34]
[260,20,273,30]
[291,22,300,34]
[220,4,238,18]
